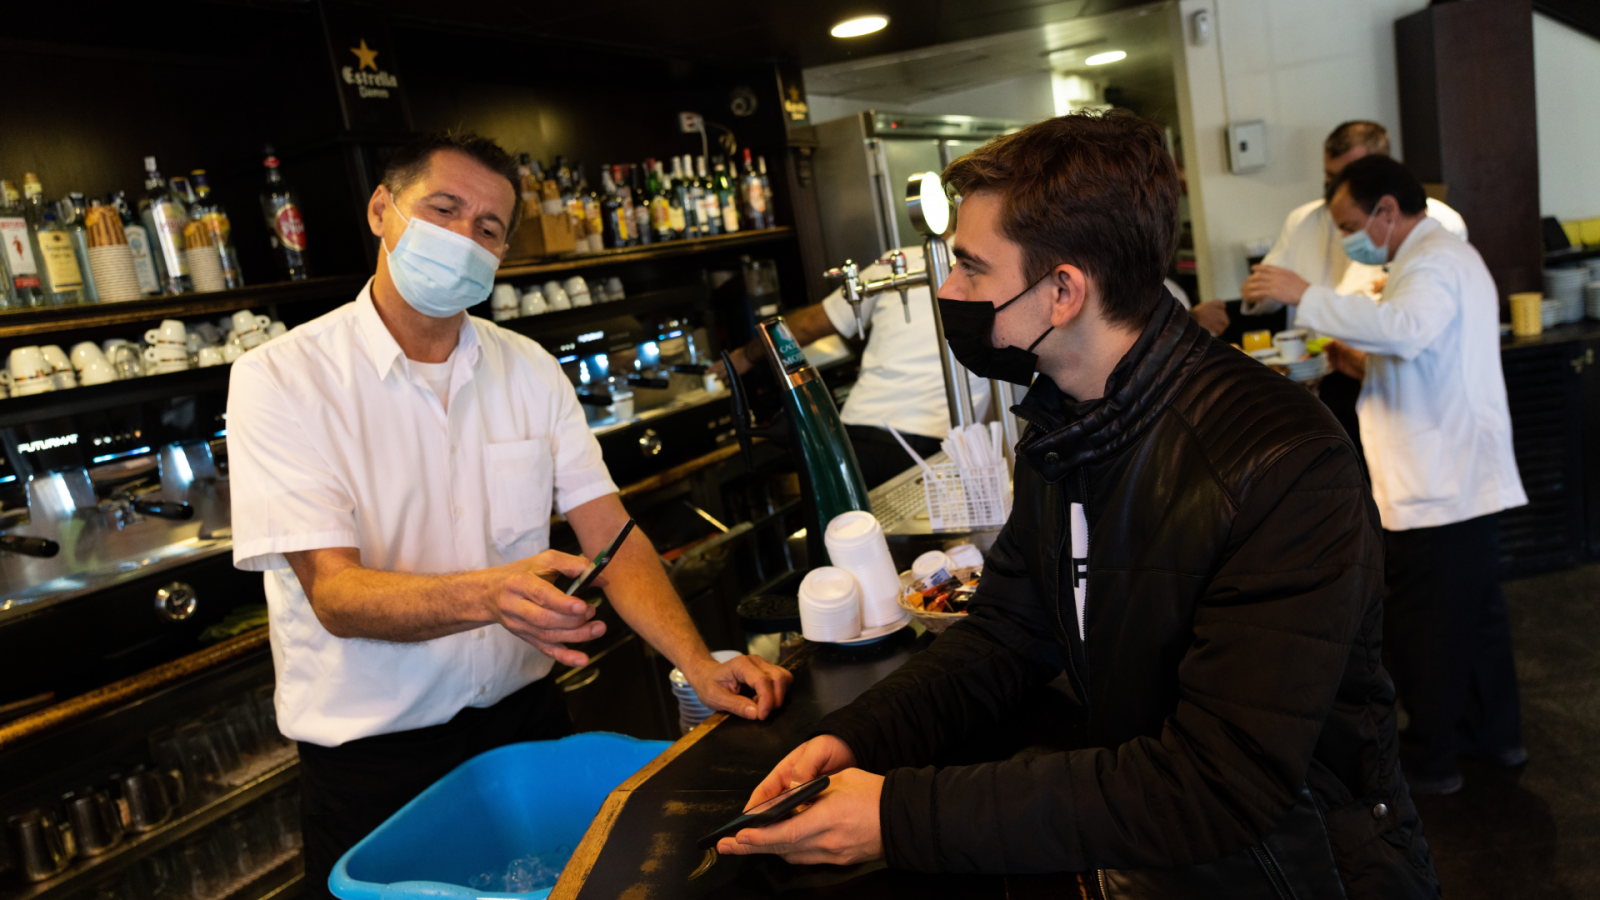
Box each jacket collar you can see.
[1014,292,1210,481]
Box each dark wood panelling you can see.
[1395,0,1542,303]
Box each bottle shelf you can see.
[0,276,367,342]
[0,756,300,900]
[496,227,793,278]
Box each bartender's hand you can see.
[683,653,793,720]
[1241,264,1311,307]
[1324,340,1368,381]
[486,550,607,667]
[707,346,755,383]
[1191,299,1230,336]
[716,767,884,865]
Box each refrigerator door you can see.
[941,139,988,169]
[878,139,945,248]
[812,114,887,274]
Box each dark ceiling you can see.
[361,0,1158,70]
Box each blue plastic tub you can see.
[329,732,671,900]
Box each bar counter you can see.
[551,629,1081,900]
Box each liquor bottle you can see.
[517,153,536,202]
[695,156,722,237]
[60,193,100,303]
[628,164,652,246]
[109,189,162,296]
[260,146,310,281]
[24,177,87,305]
[758,156,775,227]
[139,157,194,294]
[0,181,45,307]
[649,160,676,242]
[742,148,769,230]
[191,170,244,289]
[575,162,603,253]
[613,165,637,246]
[675,156,700,239]
[598,167,627,250]
[714,158,740,234]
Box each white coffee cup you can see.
[798,567,864,644]
[605,276,625,301]
[222,342,244,363]
[197,347,225,367]
[546,287,572,312]
[145,319,187,346]
[144,344,188,365]
[9,346,50,384]
[233,309,272,336]
[79,356,117,385]
[1273,329,1308,362]
[267,321,287,340]
[520,289,548,316]
[491,285,520,321]
[71,341,109,373]
[238,329,267,350]
[824,511,906,629]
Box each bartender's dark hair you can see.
[942,110,1179,328]
[1328,155,1427,216]
[382,131,522,235]
[1324,121,1390,159]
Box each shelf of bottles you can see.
[0,149,323,341]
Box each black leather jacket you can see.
[818,297,1441,898]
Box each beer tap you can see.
[822,259,867,337]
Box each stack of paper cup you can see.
[667,649,743,735]
[87,245,142,302]
[187,248,227,293]
[824,511,905,629]
[798,567,864,643]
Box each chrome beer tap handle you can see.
[823,259,868,336]
[875,251,912,322]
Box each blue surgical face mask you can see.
[383,202,500,318]
[1341,207,1392,267]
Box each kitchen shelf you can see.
[497,227,793,278]
[493,285,709,339]
[1,755,300,900]
[0,365,233,428]
[0,276,367,341]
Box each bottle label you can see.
[651,197,672,231]
[668,206,686,233]
[274,205,307,251]
[0,218,40,288]
[152,202,192,276]
[748,183,767,213]
[38,231,84,291]
[125,225,162,294]
[723,200,739,233]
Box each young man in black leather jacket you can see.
[716,111,1441,898]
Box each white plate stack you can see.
[1286,353,1329,383]
[1587,259,1600,284]
[1542,298,1564,330]
[1585,282,1600,321]
[1543,267,1587,324]
[668,649,742,735]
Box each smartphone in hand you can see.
[696,776,831,848]
[561,518,635,595]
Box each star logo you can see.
[350,39,379,71]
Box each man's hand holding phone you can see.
[714,735,884,865]
[484,549,608,668]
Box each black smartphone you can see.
[696,775,831,848]
[561,518,635,595]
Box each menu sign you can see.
[319,2,413,133]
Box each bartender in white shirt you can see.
[227,133,791,898]
[1242,120,1468,327]
[1248,153,1528,797]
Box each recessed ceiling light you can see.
[1086,50,1127,65]
[831,15,888,38]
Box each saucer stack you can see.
[1585,282,1600,321]
[1286,353,1329,383]
[668,649,743,735]
[1543,267,1587,324]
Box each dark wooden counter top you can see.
[551,630,1080,900]
[1502,319,1600,350]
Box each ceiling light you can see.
[832,15,888,38]
[1086,50,1127,65]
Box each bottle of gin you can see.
[138,156,194,294]
[0,180,45,307]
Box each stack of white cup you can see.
[542,280,572,311]
[143,320,190,374]
[491,284,520,321]
[564,276,592,307]
[667,649,743,734]
[7,347,56,397]
[41,345,78,390]
[823,511,907,630]
[71,342,118,386]
[798,567,864,643]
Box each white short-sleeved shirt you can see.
[820,246,990,441]
[228,281,618,747]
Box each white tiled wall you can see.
[1174,0,1429,300]
[1534,13,1600,222]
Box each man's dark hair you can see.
[1329,154,1427,216]
[1324,121,1390,159]
[381,132,522,235]
[941,109,1179,329]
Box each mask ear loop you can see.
[380,187,411,257]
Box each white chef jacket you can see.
[1245,197,1468,327]
[821,245,990,440]
[228,281,618,747]
[1295,218,1526,531]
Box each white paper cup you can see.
[187,248,227,293]
[824,511,904,629]
[798,567,864,643]
[87,246,143,302]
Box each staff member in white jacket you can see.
[1254,154,1528,796]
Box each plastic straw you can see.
[882,419,936,477]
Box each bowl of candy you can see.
[898,566,981,633]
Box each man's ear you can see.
[367,185,391,238]
[1047,264,1091,329]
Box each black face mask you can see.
[936,274,1054,386]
